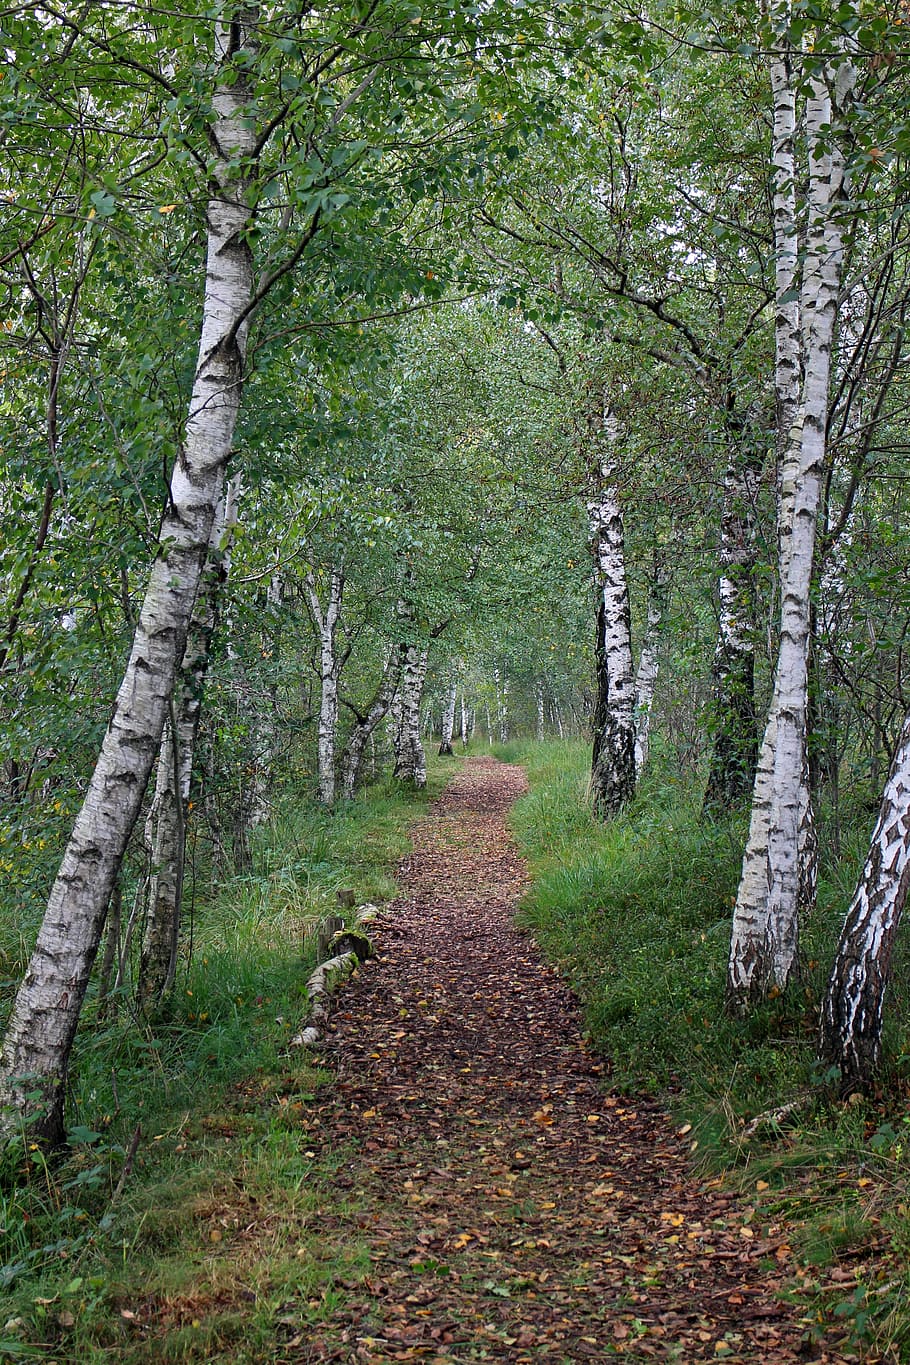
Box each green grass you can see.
[497,739,910,1360]
[0,755,459,1362]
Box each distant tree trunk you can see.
[727,48,854,1008]
[393,643,428,788]
[137,477,240,1014]
[818,711,910,1086]
[341,652,400,799]
[588,403,636,818]
[305,564,345,807]
[0,15,259,1143]
[460,690,470,748]
[498,675,510,744]
[634,551,669,777]
[246,562,283,828]
[439,676,458,755]
[536,682,546,742]
[702,442,762,812]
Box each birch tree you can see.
[137,476,241,1014]
[0,13,261,1142]
[818,710,910,1087]
[587,398,636,816]
[305,564,346,807]
[727,30,856,1006]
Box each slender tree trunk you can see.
[727,47,854,1008]
[393,643,428,788]
[818,710,910,1086]
[588,406,636,818]
[460,689,469,748]
[0,18,258,1143]
[306,565,344,807]
[438,675,458,755]
[137,476,240,1014]
[536,682,546,743]
[634,551,669,777]
[499,675,509,744]
[340,652,400,799]
[703,443,762,811]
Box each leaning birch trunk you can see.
[818,711,910,1087]
[306,566,344,807]
[438,676,457,755]
[702,442,762,811]
[0,19,258,1144]
[393,643,428,787]
[727,46,854,1007]
[588,407,636,818]
[340,652,400,799]
[137,476,241,1014]
[634,552,669,777]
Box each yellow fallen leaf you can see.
[756,1180,769,1192]
[362,1108,376,1119]
[660,1212,685,1227]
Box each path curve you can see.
[301,758,850,1364]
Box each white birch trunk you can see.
[438,675,457,756]
[634,554,669,777]
[306,565,344,807]
[138,476,240,1013]
[588,408,636,817]
[340,651,400,800]
[537,683,546,743]
[728,47,854,1006]
[703,445,761,810]
[393,643,428,788]
[499,676,510,744]
[0,17,259,1142]
[818,710,910,1085]
[460,690,469,748]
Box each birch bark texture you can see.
[393,640,429,788]
[588,400,636,818]
[818,712,910,1085]
[0,17,259,1142]
[438,675,458,755]
[634,551,669,777]
[727,36,855,1006]
[306,565,345,807]
[340,651,400,800]
[138,476,241,1014]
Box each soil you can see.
[295,757,854,1364]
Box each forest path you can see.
[300,757,847,1364]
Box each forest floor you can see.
[277,756,855,1365]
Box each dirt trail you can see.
[300,758,849,1364]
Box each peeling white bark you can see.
[340,652,400,800]
[819,710,910,1085]
[0,17,259,1142]
[634,553,669,777]
[439,675,458,755]
[306,565,345,807]
[138,475,240,1013]
[393,642,428,788]
[588,407,636,817]
[728,43,855,1005]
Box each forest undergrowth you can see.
[0,760,454,1362]
[501,740,910,1363]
